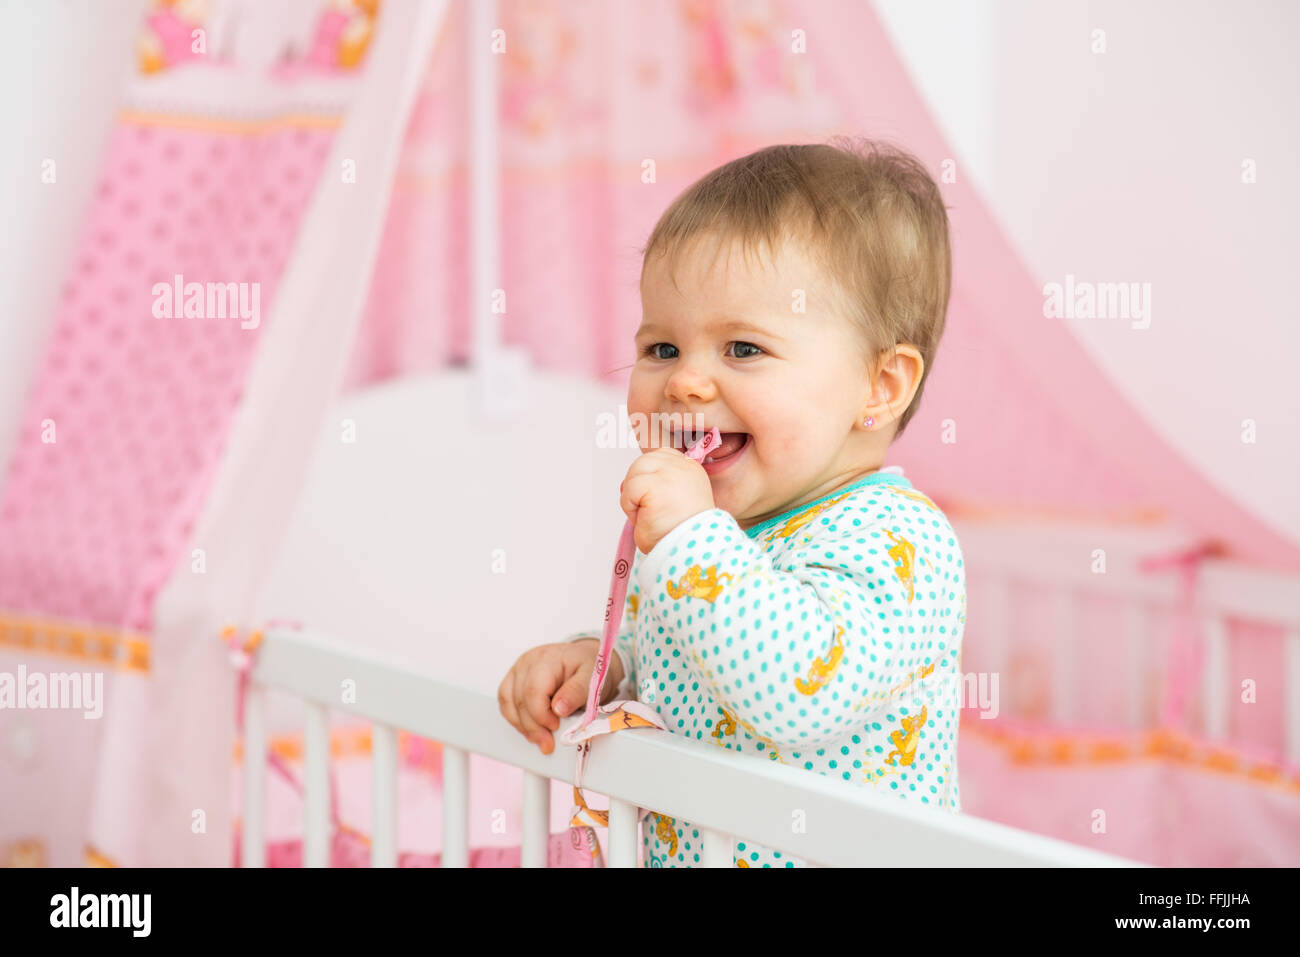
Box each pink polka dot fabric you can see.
[0,118,334,633]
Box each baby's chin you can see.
[708,488,760,529]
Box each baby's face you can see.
[630,232,877,530]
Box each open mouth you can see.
[674,430,750,468]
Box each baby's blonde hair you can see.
[639,137,952,438]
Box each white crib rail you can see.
[239,625,1140,868]
[956,521,1300,759]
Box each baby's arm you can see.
[635,505,960,752]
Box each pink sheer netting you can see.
[0,120,334,632]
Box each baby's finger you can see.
[551,667,593,719]
[513,693,551,753]
[497,669,524,735]
[620,472,649,520]
[516,668,562,754]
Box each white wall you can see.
[875,0,1300,546]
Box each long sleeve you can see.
[635,504,960,753]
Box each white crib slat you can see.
[1202,616,1229,741]
[700,827,733,868]
[606,798,638,867]
[1124,602,1149,728]
[1051,590,1077,725]
[371,723,398,867]
[241,683,267,868]
[303,701,331,867]
[441,745,469,867]
[520,771,549,867]
[1286,628,1300,765]
[250,624,1146,867]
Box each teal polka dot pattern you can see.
[613,471,966,868]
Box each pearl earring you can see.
[863,416,875,428]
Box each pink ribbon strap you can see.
[578,427,722,727]
[561,428,722,833]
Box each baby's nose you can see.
[664,368,716,403]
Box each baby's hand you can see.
[619,448,715,554]
[497,639,624,755]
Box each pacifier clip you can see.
[559,428,722,832]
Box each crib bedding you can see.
[958,723,1300,867]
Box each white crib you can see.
[237,622,1138,868]
[242,366,1149,867]
[957,519,1300,752]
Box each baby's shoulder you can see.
[762,476,957,549]
[789,478,965,605]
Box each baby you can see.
[499,138,966,868]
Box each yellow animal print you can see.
[736,858,750,868]
[732,711,785,764]
[885,707,927,767]
[768,491,855,541]
[793,625,846,695]
[687,645,717,685]
[712,706,737,740]
[570,786,609,828]
[890,486,940,512]
[612,705,660,731]
[885,530,916,603]
[627,593,639,618]
[652,813,678,856]
[899,660,930,691]
[859,756,899,789]
[665,563,732,603]
[847,658,941,715]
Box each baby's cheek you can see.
[756,427,809,462]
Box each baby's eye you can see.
[728,341,764,359]
[642,343,678,359]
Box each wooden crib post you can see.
[606,797,638,867]
[303,701,331,867]
[1125,602,1151,728]
[241,683,267,868]
[700,827,733,868]
[442,745,470,867]
[1202,616,1229,740]
[1050,590,1077,725]
[371,723,399,866]
[520,771,549,867]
